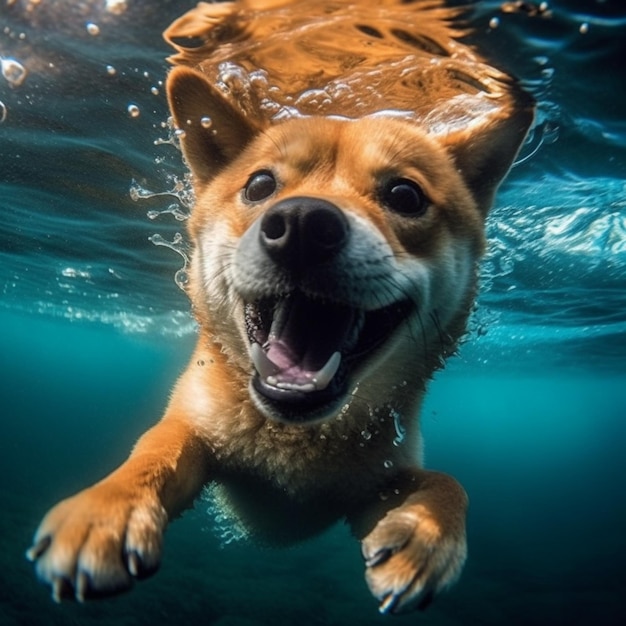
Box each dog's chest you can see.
[212,412,407,497]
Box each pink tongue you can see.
[265,340,314,385]
[266,341,299,370]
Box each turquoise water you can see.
[1,1,625,624]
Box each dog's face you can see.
[167,68,531,424]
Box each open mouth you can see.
[245,291,413,422]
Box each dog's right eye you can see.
[243,170,277,203]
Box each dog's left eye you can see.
[380,178,428,217]
[243,170,277,202]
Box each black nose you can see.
[259,197,349,268]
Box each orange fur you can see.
[28,0,533,614]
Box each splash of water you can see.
[390,407,406,447]
[130,175,194,213]
[201,485,250,547]
[147,232,190,291]
[130,173,195,290]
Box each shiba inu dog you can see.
[27,0,533,614]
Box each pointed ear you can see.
[441,94,534,214]
[166,66,262,182]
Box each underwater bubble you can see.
[295,88,332,109]
[60,267,91,279]
[1,57,27,87]
[579,23,589,35]
[0,101,6,123]
[127,104,140,118]
[361,429,372,441]
[383,460,393,469]
[175,269,189,290]
[151,86,159,95]
[218,62,249,93]
[86,23,100,36]
[489,17,500,29]
[106,0,127,15]
[106,64,116,76]
[200,116,212,129]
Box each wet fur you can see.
[28,0,533,614]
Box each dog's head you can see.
[167,68,532,424]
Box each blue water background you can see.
[1,1,625,624]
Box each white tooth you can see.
[312,351,341,391]
[251,343,280,380]
[276,381,316,392]
[254,347,342,393]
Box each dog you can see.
[27,0,533,614]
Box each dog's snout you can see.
[260,197,349,267]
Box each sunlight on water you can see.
[29,299,196,336]
[164,0,538,134]
[483,175,626,293]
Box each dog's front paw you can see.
[362,503,466,614]
[26,482,167,602]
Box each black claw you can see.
[73,574,135,601]
[126,550,141,578]
[76,570,90,602]
[364,547,392,568]
[417,588,435,611]
[26,535,51,562]
[51,576,74,603]
[124,549,159,580]
[378,592,399,615]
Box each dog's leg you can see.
[26,415,209,602]
[353,470,468,614]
